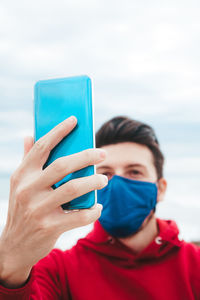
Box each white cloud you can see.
[0,0,200,125]
[165,157,200,175]
[0,110,33,125]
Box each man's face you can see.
[96,142,167,205]
[96,142,158,183]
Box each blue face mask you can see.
[97,175,158,238]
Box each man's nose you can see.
[113,169,124,177]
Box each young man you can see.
[0,116,199,299]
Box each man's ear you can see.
[157,178,167,203]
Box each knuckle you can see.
[83,149,93,164]
[52,123,65,138]
[65,182,78,197]
[57,122,65,131]
[78,211,90,225]
[38,221,53,235]
[10,167,24,187]
[10,172,19,187]
[23,202,44,224]
[34,140,46,153]
[24,208,53,235]
[39,217,59,237]
[15,184,30,204]
[53,159,64,174]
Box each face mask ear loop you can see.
[155,179,159,188]
[153,179,160,214]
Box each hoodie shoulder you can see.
[179,241,200,294]
[180,240,200,261]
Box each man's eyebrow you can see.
[126,164,146,169]
[96,165,112,170]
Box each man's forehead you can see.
[97,142,154,168]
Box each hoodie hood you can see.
[77,218,183,267]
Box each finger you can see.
[40,148,106,187]
[43,174,108,212]
[55,203,103,234]
[26,116,77,168]
[23,136,34,160]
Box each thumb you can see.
[23,136,34,160]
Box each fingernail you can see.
[97,149,106,159]
[102,175,108,184]
[98,204,103,211]
[69,116,77,124]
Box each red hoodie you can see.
[0,219,200,300]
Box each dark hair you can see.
[95,116,164,179]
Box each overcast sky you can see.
[0,0,200,246]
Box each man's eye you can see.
[132,170,140,174]
[129,170,141,176]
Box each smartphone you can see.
[34,75,96,210]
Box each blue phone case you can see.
[34,75,96,210]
